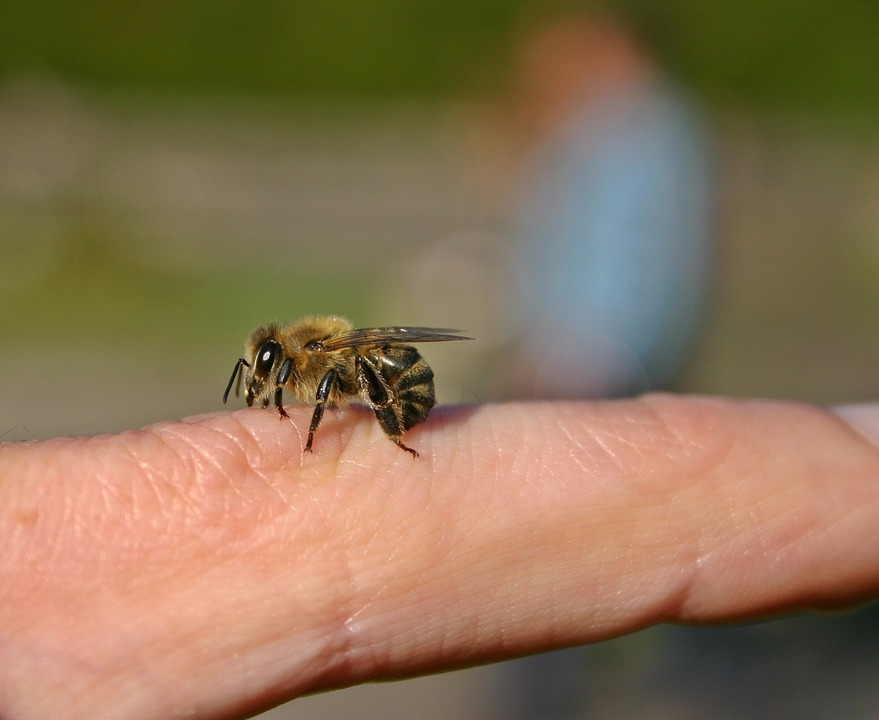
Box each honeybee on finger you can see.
[223,315,471,457]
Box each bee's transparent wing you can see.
[321,327,472,350]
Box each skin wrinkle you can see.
[585,411,650,471]
[637,394,740,483]
[137,466,349,720]
[370,460,496,666]
[558,420,600,475]
[514,401,704,631]
[166,425,242,494]
[120,428,235,546]
[127,443,187,537]
[624,397,763,621]
[214,411,302,476]
[281,421,441,686]
[783,462,879,589]
[4,444,73,587]
[546,401,684,501]
[337,465,442,622]
[675,449,769,614]
[35,440,123,588]
[194,417,301,511]
[86,423,299,623]
[302,555,373,696]
[209,413,277,470]
[638,393,720,457]
[159,427,292,543]
[682,403,879,620]
[805,493,878,582]
[563,400,734,624]
[499,417,560,514]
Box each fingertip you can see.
[833,404,879,447]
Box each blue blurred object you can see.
[503,16,714,398]
[512,84,713,396]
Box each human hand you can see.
[2,396,878,719]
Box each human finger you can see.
[2,397,878,719]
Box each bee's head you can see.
[244,338,284,407]
[242,325,285,408]
[223,324,287,408]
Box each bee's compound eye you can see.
[254,341,280,377]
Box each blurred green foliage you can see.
[0,233,375,348]
[0,0,877,114]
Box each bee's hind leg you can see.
[371,404,419,457]
[357,355,419,457]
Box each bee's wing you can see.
[321,326,472,350]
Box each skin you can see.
[1,396,879,719]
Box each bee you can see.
[223,315,471,457]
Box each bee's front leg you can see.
[305,368,337,452]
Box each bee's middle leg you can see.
[305,368,337,452]
[273,386,289,419]
[274,358,294,420]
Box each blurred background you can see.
[1,0,879,717]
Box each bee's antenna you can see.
[223,358,249,403]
